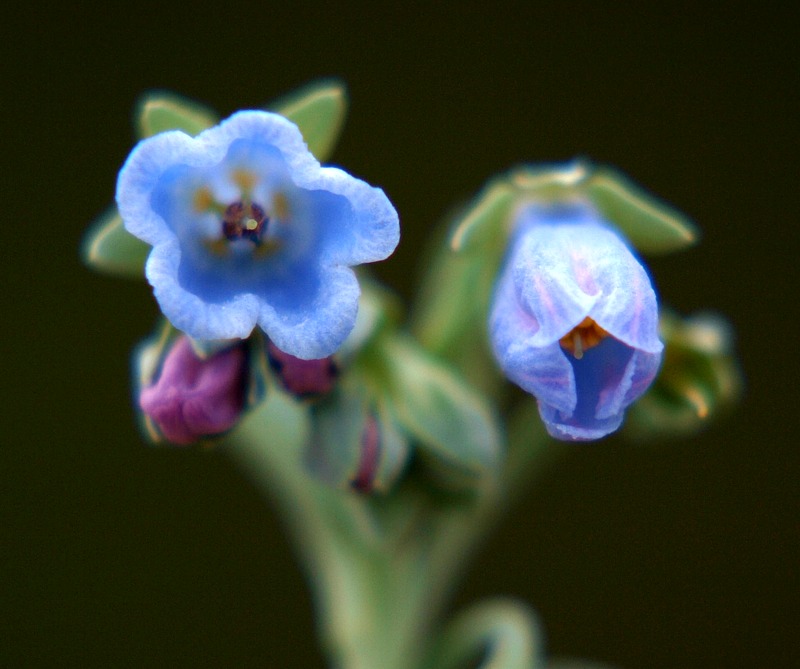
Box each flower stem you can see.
[227,389,557,669]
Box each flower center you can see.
[559,317,608,359]
[222,201,268,244]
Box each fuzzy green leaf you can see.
[136,92,218,138]
[422,599,545,669]
[382,336,501,482]
[308,387,368,489]
[449,178,516,255]
[270,79,349,162]
[585,167,698,254]
[81,207,150,279]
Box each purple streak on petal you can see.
[490,261,577,414]
[511,208,600,346]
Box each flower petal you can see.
[147,240,261,340]
[489,200,664,442]
[258,265,361,360]
[312,167,400,264]
[510,206,602,346]
[490,262,577,414]
[538,337,633,440]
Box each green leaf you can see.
[270,79,349,162]
[81,207,150,279]
[585,166,699,254]
[307,380,411,494]
[131,319,177,444]
[136,92,218,138]
[381,335,502,483]
[449,177,516,255]
[308,386,367,489]
[422,598,545,669]
[371,399,411,493]
[338,278,400,363]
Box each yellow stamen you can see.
[232,169,256,192]
[559,317,608,358]
[572,331,584,359]
[272,192,289,220]
[683,386,710,418]
[193,187,214,212]
[204,238,229,256]
[245,218,259,231]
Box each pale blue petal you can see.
[490,264,576,414]
[117,131,200,245]
[538,337,634,441]
[258,265,360,359]
[595,347,662,420]
[146,241,261,340]
[207,110,316,178]
[539,403,624,441]
[510,206,603,346]
[580,233,662,354]
[312,167,400,264]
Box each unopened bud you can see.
[139,336,247,445]
[350,415,381,493]
[267,341,338,399]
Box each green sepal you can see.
[307,380,411,493]
[450,160,698,259]
[131,319,178,444]
[135,92,218,138]
[307,386,366,487]
[269,79,349,163]
[380,335,502,486]
[449,177,516,256]
[369,399,411,493]
[585,165,698,254]
[81,206,150,279]
[338,277,401,364]
[625,310,742,440]
[411,229,501,395]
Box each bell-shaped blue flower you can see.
[490,202,663,441]
[116,111,399,359]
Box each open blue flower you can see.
[490,202,663,441]
[116,111,399,359]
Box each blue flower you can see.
[490,202,663,441]
[116,111,399,359]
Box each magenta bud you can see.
[267,341,338,399]
[139,336,247,445]
[351,415,381,494]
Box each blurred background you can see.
[2,3,797,667]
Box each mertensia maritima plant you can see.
[82,80,741,669]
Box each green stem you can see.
[227,389,556,669]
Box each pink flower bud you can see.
[267,341,338,399]
[139,336,246,445]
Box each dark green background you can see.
[3,3,797,667]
